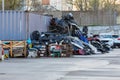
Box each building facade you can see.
[24,0,73,11]
[48,0,73,11]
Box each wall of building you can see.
[42,0,50,5]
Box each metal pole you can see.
[2,0,4,25]
[23,0,25,11]
[2,0,4,11]
[2,0,4,39]
[1,0,4,60]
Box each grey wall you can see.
[45,11,116,26]
[0,11,51,40]
[28,13,51,38]
[62,11,116,26]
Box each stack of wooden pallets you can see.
[2,41,27,58]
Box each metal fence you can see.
[0,11,51,40]
[47,11,116,26]
[28,13,51,37]
[0,11,26,40]
[63,11,116,26]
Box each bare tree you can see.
[87,0,99,11]
[84,0,88,11]
[67,0,118,11]
[30,0,42,11]
[29,0,58,11]
[0,0,1,9]
[67,0,99,11]
[100,0,117,11]
[0,0,22,10]
[73,0,87,11]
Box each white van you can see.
[112,35,120,48]
[99,33,114,48]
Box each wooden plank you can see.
[10,41,12,57]
[2,41,27,58]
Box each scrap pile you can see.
[0,13,114,59]
[28,31,73,57]
[27,13,93,57]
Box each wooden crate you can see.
[48,43,73,57]
[60,43,73,57]
[2,41,27,58]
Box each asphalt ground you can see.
[0,49,120,80]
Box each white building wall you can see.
[50,0,62,10]
[49,0,73,11]
[24,0,74,11]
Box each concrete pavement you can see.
[0,49,120,80]
[61,49,120,80]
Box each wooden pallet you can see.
[2,41,27,58]
[49,43,73,57]
[60,43,73,57]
